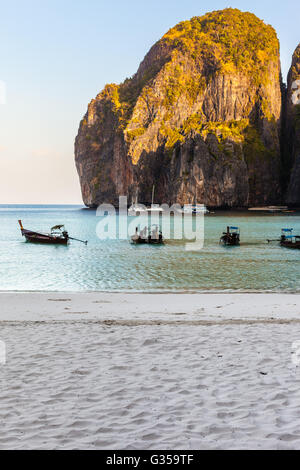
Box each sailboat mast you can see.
[152,185,155,205]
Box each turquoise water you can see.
[1,204,300,292]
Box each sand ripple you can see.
[1,322,300,449]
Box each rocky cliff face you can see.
[75,8,283,207]
[286,44,300,205]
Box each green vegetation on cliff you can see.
[290,45,300,80]
[163,8,279,84]
[160,116,274,164]
[85,8,279,141]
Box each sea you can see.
[1,204,300,292]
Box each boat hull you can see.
[22,229,68,245]
[220,235,240,246]
[131,236,164,245]
[280,241,300,249]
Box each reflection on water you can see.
[1,205,300,292]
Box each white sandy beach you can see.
[1,292,300,450]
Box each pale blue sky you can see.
[0,0,299,203]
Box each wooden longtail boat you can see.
[18,220,69,245]
[268,229,300,249]
[220,226,240,246]
[131,225,164,245]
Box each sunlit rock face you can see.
[286,44,300,205]
[75,8,283,208]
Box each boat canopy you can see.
[282,228,293,232]
[230,227,239,230]
[51,224,65,231]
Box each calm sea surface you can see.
[1,204,300,292]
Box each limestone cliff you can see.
[75,8,283,207]
[286,44,300,205]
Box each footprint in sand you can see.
[196,308,205,314]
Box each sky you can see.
[0,0,299,204]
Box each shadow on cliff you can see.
[134,118,283,208]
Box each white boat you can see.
[128,203,164,216]
[147,185,164,214]
[180,204,209,215]
[128,203,148,216]
[128,188,148,216]
[147,203,164,214]
[248,206,289,213]
[178,187,209,214]
[128,185,164,216]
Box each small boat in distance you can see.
[220,226,240,246]
[128,186,164,216]
[131,225,164,245]
[267,228,300,249]
[18,220,87,245]
[249,206,290,213]
[179,186,209,214]
[128,203,148,216]
[180,204,209,215]
[147,185,164,214]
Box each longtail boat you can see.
[267,228,300,249]
[131,225,164,245]
[220,226,240,246]
[18,220,87,245]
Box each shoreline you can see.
[1,289,300,294]
[1,291,300,323]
